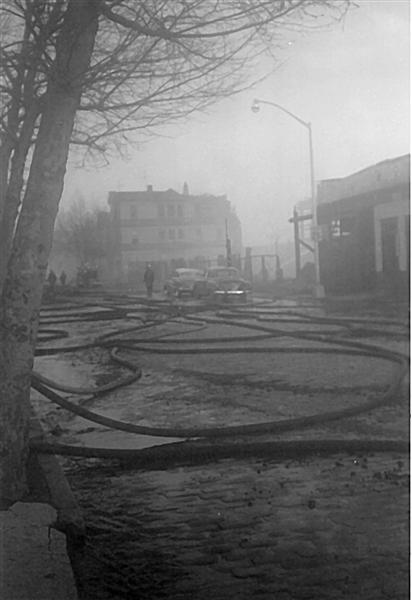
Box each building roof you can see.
[108,187,227,205]
[317,154,410,206]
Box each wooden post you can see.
[244,247,253,282]
[225,219,232,266]
[293,207,301,279]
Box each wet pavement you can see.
[65,451,409,600]
[31,294,409,599]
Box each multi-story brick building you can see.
[107,184,242,285]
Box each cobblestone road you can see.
[33,297,409,599]
[66,449,409,600]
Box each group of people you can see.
[47,269,67,288]
[47,264,155,297]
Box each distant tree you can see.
[54,199,106,267]
[0,0,351,505]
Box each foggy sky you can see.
[62,0,410,247]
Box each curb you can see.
[29,415,85,539]
[28,415,85,598]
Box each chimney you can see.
[147,184,153,192]
[183,182,189,195]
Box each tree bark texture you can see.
[0,104,40,294]
[0,0,99,507]
[0,6,33,226]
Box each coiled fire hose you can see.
[30,297,409,462]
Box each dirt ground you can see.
[31,294,410,599]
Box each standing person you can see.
[47,269,57,299]
[143,263,154,298]
[59,270,67,286]
[47,269,57,289]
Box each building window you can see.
[159,230,165,240]
[168,228,175,240]
[177,204,183,218]
[331,217,355,238]
[130,205,137,218]
[330,220,340,238]
[158,204,165,218]
[167,204,175,218]
[178,228,184,239]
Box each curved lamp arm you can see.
[251,98,310,129]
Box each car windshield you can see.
[175,269,204,280]
[207,268,240,279]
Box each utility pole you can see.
[292,207,301,279]
[225,219,232,266]
[251,98,325,298]
[289,208,315,280]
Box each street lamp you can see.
[251,98,325,298]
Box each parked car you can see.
[193,266,251,301]
[164,268,205,298]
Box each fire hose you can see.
[30,296,409,463]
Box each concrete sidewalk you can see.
[0,415,82,600]
[1,501,78,600]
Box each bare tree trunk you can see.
[0,104,40,294]
[0,0,99,507]
[0,5,33,225]
[0,142,13,224]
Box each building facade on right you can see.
[317,154,410,297]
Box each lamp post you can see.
[251,98,325,298]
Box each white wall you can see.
[374,198,409,272]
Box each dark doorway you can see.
[381,217,399,274]
[381,217,400,294]
[405,216,410,275]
